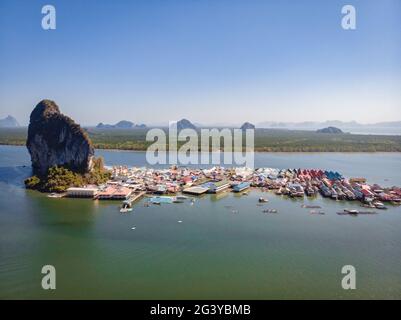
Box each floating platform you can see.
[201,180,231,193]
[233,182,251,193]
[149,196,175,204]
[182,186,209,195]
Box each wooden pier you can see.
[124,191,146,205]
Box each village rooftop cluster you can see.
[64,165,401,211]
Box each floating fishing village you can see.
[56,165,401,215]
[22,100,401,217]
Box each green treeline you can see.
[1,127,401,152]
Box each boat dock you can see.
[121,191,146,205]
[62,165,401,211]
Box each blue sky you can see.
[0,0,400,126]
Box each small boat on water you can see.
[47,192,64,198]
[120,200,133,213]
[344,209,359,214]
[333,185,346,200]
[263,209,278,214]
[352,188,364,200]
[361,202,375,209]
[289,183,304,197]
[310,210,325,215]
[301,204,322,209]
[364,196,375,203]
[337,210,357,216]
[373,201,387,210]
[258,197,268,203]
[338,209,377,215]
[305,186,317,197]
[319,184,332,198]
[330,188,338,200]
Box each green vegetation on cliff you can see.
[24,156,111,192]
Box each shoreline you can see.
[2,143,401,154]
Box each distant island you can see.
[0,115,19,128]
[174,118,197,131]
[257,120,401,135]
[96,120,147,129]
[240,122,255,130]
[316,127,343,134]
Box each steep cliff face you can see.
[27,100,94,175]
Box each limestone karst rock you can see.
[240,122,255,130]
[174,119,197,131]
[316,127,343,134]
[0,115,19,127]
[26,99,94,175]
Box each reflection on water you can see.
[210,192,229,201]
[0,166,31,186]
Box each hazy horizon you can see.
[1,0,400,126]
[2,113,401,128]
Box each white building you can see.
[66,187,98,198]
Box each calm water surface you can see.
[0,145,400,299]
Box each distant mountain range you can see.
[0,115,19,128]
[96,120,146,129]
[1,114,399,135]
[170,120,256,130]
[143,119,400,135]
[257,120,401,129]
[168,119,256,131]
[255,120,401,134]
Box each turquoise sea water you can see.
[0,145,400,299]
